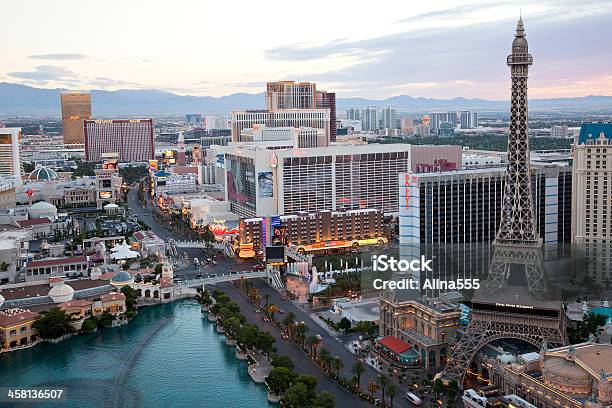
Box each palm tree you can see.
[387,383,398,408]
[306,335,319,356]
[367,380,379,401]
[351,361,365,390]
[282,312,296,335]
[332,356,343,379]
[377,373,389,407]
[293,322,308,347]
[318,348,331,372]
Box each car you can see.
[254,264,264,271]
[212,260,217,265]
[254,309,261,314]
[405,392,422,406]
[263,316,270,322]
[281,332,289,340]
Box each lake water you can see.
[0,300,272,408]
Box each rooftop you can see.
[26,255,87,269]
[578,123,612,144]
[0,308,39,327]
[18,218,52,228]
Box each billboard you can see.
[265,245,285,264]
[258,172,273,198]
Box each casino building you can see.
[84,119,155,162]
[483,342,612,408]
[220,141,462,218]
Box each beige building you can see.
[266,81,316,110]
[379,296,461,369]
[571,123,612,284]
[487,343,612,408]
[61,91,92,145]
[0,308,39,351]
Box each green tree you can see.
[120,286,137,313]
[377,373,389,406]
[264,293,271,309]
[332,357,343,378]
[224,317,241,338]
[351,361,365,389]
[313,392,335,408]
[282,311,296,334]
[387,383,398,408]
[318,348,332,372]
[33,308,74,339]
[293,322,308,346]
[271,355,295,371]
[337,317,352,332]
[283,383,310,408]
[81,317,98,333]
[294,374,317,399]
[154,263,163,274]
[266,366,293,395]
[97,311,114,328]
[256,330,276,359]
[306,335,319,356]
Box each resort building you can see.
[92,292,126,316]
[219,141,462,217]
[0,308,39,351]
[379,295,461,370]
[24,255,89,282]
[484,342,612,408]
[238,209,386,255]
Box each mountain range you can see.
[1,82,612,116]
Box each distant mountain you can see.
[1,82,611,116]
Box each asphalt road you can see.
[217,281,373,408]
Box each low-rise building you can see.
[131,230,166,258]
[0,308,39,351]
[0,229,31,284]
[379,295,461,369]
[25,255,89,282]
[92,292,126,316]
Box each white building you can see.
[231,109,330,144]
[189,198,239,227]
[551,124,569,138]
[361,106,378,131]
[240,125,326,148]
[0,128,22,184]
[381,106,397,130]
[220,140,462,217]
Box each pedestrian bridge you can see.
[175,270,267,288]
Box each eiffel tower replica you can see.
[442,18,567,383]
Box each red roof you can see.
[18,218,51,228]
[59,299,92,309]
[101,292,125,302]
[378,336,412,354]
[0,310,39,328]
[26,255,87,269]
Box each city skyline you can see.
[3,0,612,100]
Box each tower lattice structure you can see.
[442,19,567,384]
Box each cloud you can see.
[28,53,89,60]
[396,2,509,24]
[8,65,79,83]
[87,77,138,87]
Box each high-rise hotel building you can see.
[231,110,331,145]
[266,81,316,110]
[0,128,22,184]
[572,123,612,284]
[84,119,155,162]
[220,141,461,218]
[399,162,572,247]
[61,91,92,144]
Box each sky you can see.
[2,0,612,100]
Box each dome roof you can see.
[110,271,134,286]
[543,357,591,384]
[48,283,75,303]
[29,201,57,211]
[29,166,59,181]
